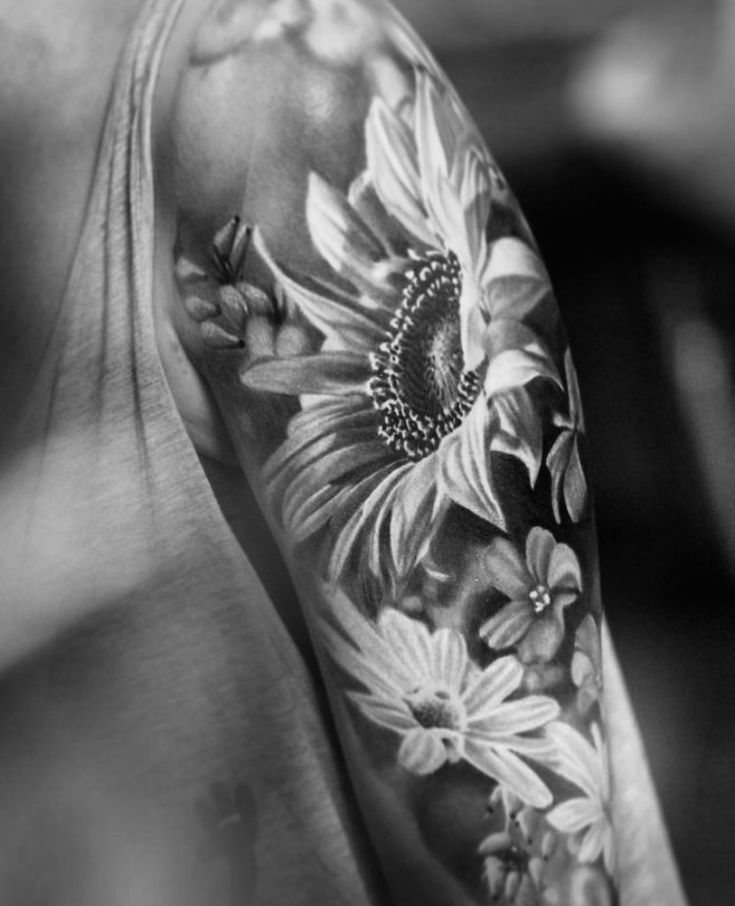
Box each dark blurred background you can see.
[395,0,735,902]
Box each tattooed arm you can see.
[153,2,652,903]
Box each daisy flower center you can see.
[529,584,552,614]
[405,685,464,732]
[369,250,482,461]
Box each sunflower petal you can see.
[547,430,574,523]
[439,398,506,530]
[266,422,379,513]
[483,274,552,322]
[286,482,344,544]
[481,236,549,286]
[265,401,375,483]
[483,320,561,397]
[327,461,412,582]
[415,69,455,191]
[241,353,372,396]
[577,822,606,865]
[306,172,398,298]
[365,97,434,246]
[458,145,492,265]
[282,439,394,533]
[253,228,386,346]
[389,453,442,583]
[348,691,415,732]
[490,387,543,486]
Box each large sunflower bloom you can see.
[243,69,561,585]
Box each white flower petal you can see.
[439,398,506,530]
[603,830,616,876]
[577,821,606,865]
[380,609,436,683]
[306,172,394,296]
[483,324,561,398]
[547,797,601,835]
[470,695,560,735]
[365,96,435,246]
[432,627,469,692]
[319,589,417,698]
[326,461,411,581]
[482,273,552,323]
[398,728,448,775]
[281,439,393,534]
[546,721,605,801]
[414,70,454,195]
[486,735,557,761]
[253,228,387,347]
[547,542,582,594]
[481,236,548,285]
[547,430,574,523]
[463,656,523,716]
[348,691,416,733]
[464,741,552,809]
[490,388,544,486]
[457,145,492,265]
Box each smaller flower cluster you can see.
[480,527,582,665]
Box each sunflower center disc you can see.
[369,250,481,461]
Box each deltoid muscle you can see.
[173,1,616,903]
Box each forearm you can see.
[158,2,623,902]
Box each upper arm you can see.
[154,3,626,903]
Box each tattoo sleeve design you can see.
[172,2,617,903]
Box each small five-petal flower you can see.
[480,527,582,664]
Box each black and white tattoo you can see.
[170,1,616,902]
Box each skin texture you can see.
[154,2,618,903]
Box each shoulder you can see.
[151,0,541,460]
[154,0,420,258]
[152,0,529,341]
